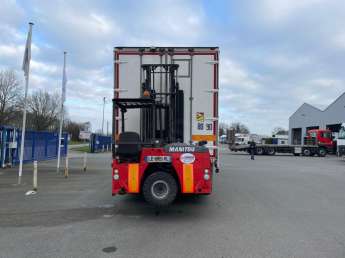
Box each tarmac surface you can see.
[1,148,345,258]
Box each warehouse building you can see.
[289,93,345,145]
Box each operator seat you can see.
[117,132,141,162]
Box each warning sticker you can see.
[196,112,204,122]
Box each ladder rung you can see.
[205,117,218,121]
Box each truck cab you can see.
[305,129,333,149]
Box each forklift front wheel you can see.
[142,171,178,207]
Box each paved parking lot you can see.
[1,148,345,258]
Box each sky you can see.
[1,0,345,134]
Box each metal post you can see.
[18,22,33,185]
[18,73,29,184]
[83,152,87,172]
[102,97,106,135]
[121,110,125,132]
[33,160,37,191]
[64,153,69,178]
[57,51,67,174]
[106,120,109,136]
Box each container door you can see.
[191,54,218,158]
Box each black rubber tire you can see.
[293,153,300,156]
[142,171,178,207]
[303,148,311,156]
[256,147,264,155]
[318,147,327,157]
[267,148,276,155]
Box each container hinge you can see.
[114,89,128,93]
[204,89,219,93]
[114,60,128,64]
[205,60,219,65]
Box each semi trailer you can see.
[229,129,333,157]
[112,47,219,206]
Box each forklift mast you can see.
[114,64,184,146]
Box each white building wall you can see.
[289,93,345,144]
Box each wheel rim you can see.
[151,180,170,200]
[304,150,310,155]
[257,148,263,154]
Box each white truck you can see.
[337,123,345,157]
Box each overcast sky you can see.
[1,0,345,134]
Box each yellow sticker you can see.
[196,112,204,122]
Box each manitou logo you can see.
[180,153,195,164]
[168,146,196,153]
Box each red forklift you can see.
[112,63,216,206]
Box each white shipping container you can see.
[113,47,219,162]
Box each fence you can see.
[0,126,68,167]
[90,134,112,153]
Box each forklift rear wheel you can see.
[142,172,178,207]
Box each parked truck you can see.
[112,47,219,206]
[229,129,333,157]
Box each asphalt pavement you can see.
[1,147,345,258]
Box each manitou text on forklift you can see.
[112,47,219,206]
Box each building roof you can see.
[290,92,345,118]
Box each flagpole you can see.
[57,51,67,173]
[18,22,33,185]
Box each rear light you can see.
[204,174,210,180]
[204,169,210,180]
[113,169,119,180]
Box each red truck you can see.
[304,129,333,152]
[229,129,333,157]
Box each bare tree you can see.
[272,127,288,135]
[64,120,92,141]
[26,90,61,131]
[64,120,81,141]
[230,122,250,134]
[0,70,22,125]
[219,122,229,136]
